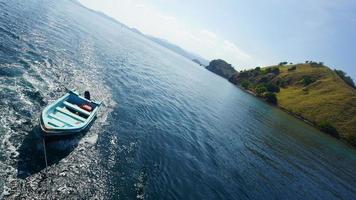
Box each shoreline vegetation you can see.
[205,59,356,147]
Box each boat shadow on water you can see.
[16,121,95,179]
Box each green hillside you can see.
[229,63,356,146]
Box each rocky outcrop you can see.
[205,59,237,79]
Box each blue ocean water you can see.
[0,0,355,199]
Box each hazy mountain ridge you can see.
[74,1,209,66]
[144,35,209,66]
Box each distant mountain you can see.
[130,28,143,35]
[129,28,209,66]
[192,59,203,66]
[76,1,209,66]
[145,35,209,66]
[73,1,129,29]
[205,59,237,79]
[127,28,209,66]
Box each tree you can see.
[264,92,278,105]
[301,76,315,86]
[278,62,288,66]
[255,67,261,71]
[271,67,280,75]
[265,67,280,75]
[259,76,269,83]
[343,76,356,88]
[309,61,319,66]
[265,83,280,93]
[276,79,285,87]
[241,80,250,89]
[334,69,356,88]
[255,84,267,96]
[334,69,346,77]
[288,66,297,71]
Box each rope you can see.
[42,137,48,168]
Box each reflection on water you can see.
[0,0,355,199]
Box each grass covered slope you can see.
[229,63,356,145]
[276,64,356,144]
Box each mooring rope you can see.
[42,137,48,168]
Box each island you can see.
[206,60,356,146]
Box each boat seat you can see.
[47,118,65,127]
[49,113,76,126]
[56,107,86,122]
[63,101,91,116]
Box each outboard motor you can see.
[84,91,91,100]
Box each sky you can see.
[79,0,356,79]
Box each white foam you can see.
[1,185,11,198]
[81,134,98,145]
[0,34,118,198]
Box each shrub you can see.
[241,81,250,89]
[265,83,280,93]
[239,71,250,78]
[301,76,315,86]
[279,62,288,66]
[334,69,356,88]
[343,76,356,88]
[276,79,287,87]
[348,135,356,147]
[319,121,339,138]
[259,76,269,83]
[309,61,322,67]
[260,69,268,75]
[255,84,267,96]
[264,92,278,105]
[271,67,280,75]
[288,66,297,71]
[265,67,280,75]
[334,69,346,77]
[251,70,260,77]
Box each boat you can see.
[40,90,102,136]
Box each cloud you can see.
[223,40,251,60]
[200,30,218,39]
[135,3,146,8]
[79,0,252,68]
[182,29,252,68]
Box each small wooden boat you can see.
[40,90,102,136]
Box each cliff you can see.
[206,59,237,79]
